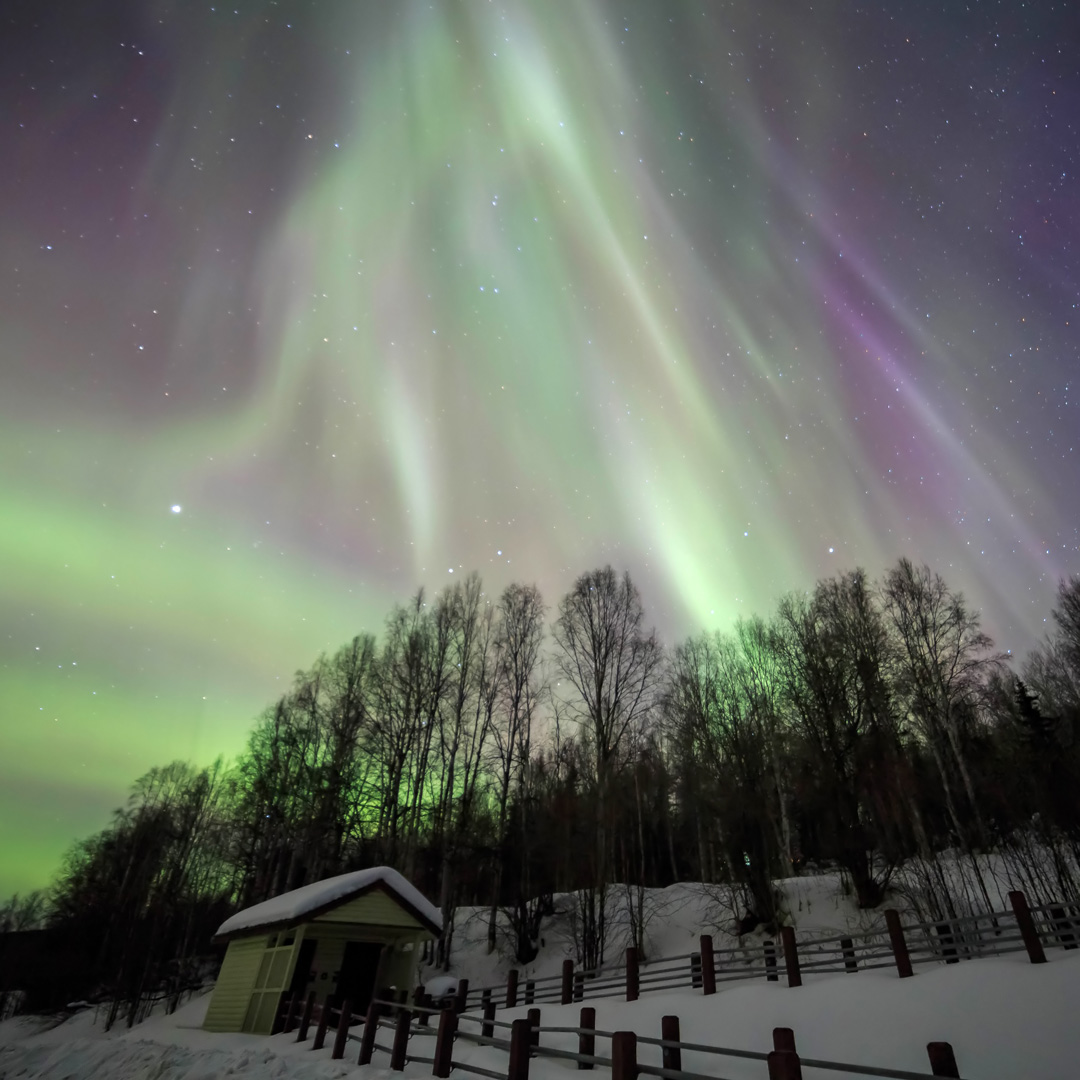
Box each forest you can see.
[2,560,1079,1026]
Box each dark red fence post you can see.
[625,947,640,1001]
[700,935,716,995]
[770,1031,803,1080]
[612,1031,638,1080]
[767,1050,803,1080]
[507,968,519,1008]
[508,1017,532,1080]
[773,1028,797,1053]
[578,1006,596,1071]
[884,909,914,978]
[358,1001,379,1065]
[1009,891,1047,964]
[331,998,353,1060]
[524,979,535,1004]
[562,958,575,1004]
[312,1000,331,1050]
[527,1007,541,1052]
[433,1008,457,1078]
[781,926,802,988]
[482,990,495,1039]
[455,977,470,1014]
[927,1042,960,1077]
[390,1008,410,1071]
[690,952,702,989]
[296,990,316,1041]
[661,1015,682,1072]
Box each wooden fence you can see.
[281,994,970,1079]
[271,890,1078,1080]
[456,891,1076,1010]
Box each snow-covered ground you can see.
[2,873,1077,1079]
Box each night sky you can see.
[1,1,1077,898]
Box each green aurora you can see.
[1,2,1076,895]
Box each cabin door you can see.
[335,941,384,1012]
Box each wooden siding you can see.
[313,890,424,928]
[202,936,267,1032]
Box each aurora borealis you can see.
[1,1,1077,898]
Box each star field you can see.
[1,0,1077,896]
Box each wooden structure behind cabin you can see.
[203,867,441,1034]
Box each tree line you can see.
[4,560,1080,1022]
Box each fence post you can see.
[358,1001,379,1065]
[884,909,914,978]
[455,978,470,1014]
[312,1000,331,1050]
[508,1017,532,1080]
[578,1006,596,1071]
[764,940,778,982]
[433,1008,458,1079]
[773,1028,797,1053]
[525,979,535,1004]
[840,937,857,973]
[926,1042,960,1078]
[389,1007,410,1071]
[770,1030,803,1080]
[574,971,584,1002]
[507,968,519,1008]
[1009,891,1047,964]
[331,998,353,1060]
[700,935,716,995]
[661,1015,682,1072]
[625,946,640,1001]
[562,958,575,1004]
[781,926,802,988]
[482,990,495,1039]
[612,1031,638,1080]
[527,1007,541,1052]
[767,1050,803,1080]
[296,990,316,1041]
[936,922,959,964]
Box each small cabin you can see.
[203,866,442,1034]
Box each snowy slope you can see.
[2,872,1077,1079]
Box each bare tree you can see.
[882,558,1003,852]
[431,574,499,967]
[772,571,901,908]
[486,582,546,959]
[552,567,662,967]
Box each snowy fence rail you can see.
[458,889,1077,1011]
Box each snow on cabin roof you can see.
[214,866,442,939]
